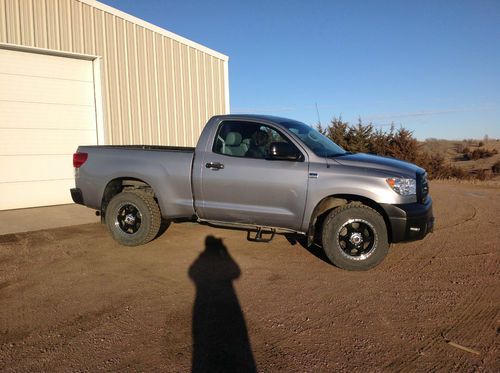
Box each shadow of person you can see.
[188,236,256,373]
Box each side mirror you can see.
[267,142,302,161]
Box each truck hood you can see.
[334,153,422,177]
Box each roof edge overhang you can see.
[79,0,229,61]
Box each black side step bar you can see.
[247,228,276,243]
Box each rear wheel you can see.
[321,203,389,271]
[105,190,161,246]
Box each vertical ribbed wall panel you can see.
[213,57,221,118]
[81,3,94,54]
[104,12,119,144]
[136,26,150,144]
[126,22,140,143]
[205,54,214,121]
[0,0,228,146]
[0,1,7,42]
[92,7,109,143]
[181,44,192,145]
[115,17,129,143]
[46,0,61,50]
[196,50,208,130]
[172,40,183,145]
[58,0,72,50]
[32,0,45,48]
[5,0,20,44]
[70,0,83,53]
[164,37,177,145]
[218,59,226,114]
[189,47,200,137]
[18,0,33,46]
[155,33,167,144]
[145,29,159,145]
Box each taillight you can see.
[73,152,88,168]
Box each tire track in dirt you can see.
[385,260,498,371]
[434,303,498,371]
[383,185,498,370]
[433,203,477,232]
[450,306,499,371]
[386,195,481,273]
[385,289,483,370]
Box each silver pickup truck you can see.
[71,114,434,271]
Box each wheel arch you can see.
[307,194,393,245]
[101,177,161,220]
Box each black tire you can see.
[105,190,161,246]
[321,203,389,271]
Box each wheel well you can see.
[101,178,156,219]
[309,194,393,244]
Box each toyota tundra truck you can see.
[71,114,434,271]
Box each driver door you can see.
[194,120,309,231]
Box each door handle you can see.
[205,162,224,170]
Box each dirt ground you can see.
[0,182,498,372]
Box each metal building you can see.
[0,0,229,210]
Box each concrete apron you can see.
[0,204,100,235]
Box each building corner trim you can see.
[223,59,230,114]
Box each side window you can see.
[213,120,299,159]
[213,121,251,157]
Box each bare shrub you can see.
[319,117,487,180]
[492,161,500,174]
[471,150,482,160]
[474,169,491,181]
[317,117,350,150]
[462,148,496,161]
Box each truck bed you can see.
[81,145,195,152]
[75,145,196,219]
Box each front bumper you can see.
[381,197,434,243]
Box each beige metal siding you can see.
[0,0,228,146]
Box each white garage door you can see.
[0,48,98,210]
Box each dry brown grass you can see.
[420,139,500,173]
[432,177,500,188]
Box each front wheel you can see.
[105,190,162,246]
[321,203,389,271]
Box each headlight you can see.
[386,178,416,196]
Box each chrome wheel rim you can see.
[336,218,378,261]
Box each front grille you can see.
[416,172,429,203]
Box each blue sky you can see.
[101,0,500,140]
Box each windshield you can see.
[280,120,347,157]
